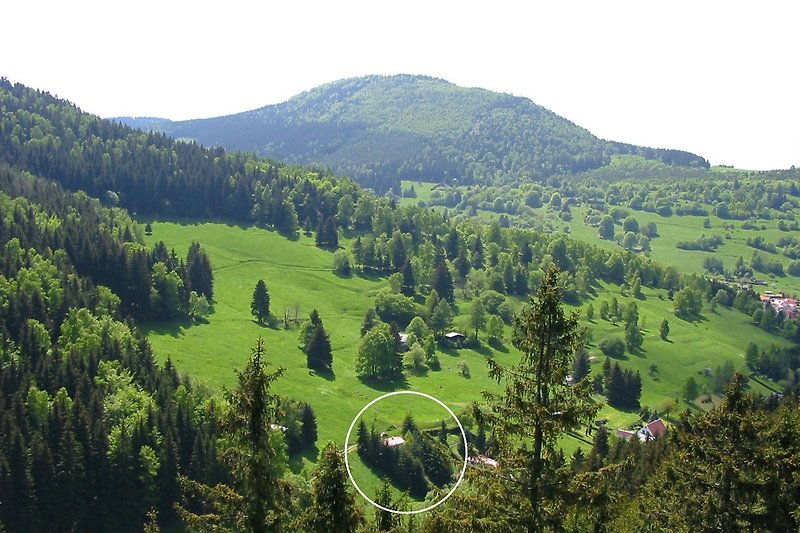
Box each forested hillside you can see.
[116,75,708,194]
[2,77,800,532]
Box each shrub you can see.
[598,336,625,358]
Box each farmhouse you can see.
[444,331,467,347]
[617,418,667,443]
[469,454,499,469]
[384,436,405,447]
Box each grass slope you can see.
[141,219,514,501]
[141,218,790,499]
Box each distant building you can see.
[444,331,467,347]
[760,292,798,319]
[617,418,667,443]
[384,436,405,447]
[469,454,499,469]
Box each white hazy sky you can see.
[3,1,798,170]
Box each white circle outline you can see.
[344,390,469,515]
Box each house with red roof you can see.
[617,418,667,443]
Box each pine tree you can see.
[306,323,333,371]
[373,480,402,531]
[483,265,599,532]
[300,405,318,447]
[625,323,644,352]
[251,279,270,325]
[304,443,363,532]
[573,348,590,382]
[431,260,454,302]
[659,319,670,341]
[400,261,415,296]
[225,338,288,532]
[178,338,289,532]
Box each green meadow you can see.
[401,178,800,297]
[141,219,516,499]
[141,218,790,500]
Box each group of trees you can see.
[356,416,455,499]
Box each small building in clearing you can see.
[617,418,667,443]
[444,331,467,347]
[384,436,405,447]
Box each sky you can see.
[3,1,798,170]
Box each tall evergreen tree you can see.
[251,279,271,325]
[304,443,363,533]
[361,308,378,337]
[400,261,416,296]
[483,265,599,532]
[431,260,454,302]
[306,321,333,371]
[221,337,289,532]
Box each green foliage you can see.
[598,336,625,358]
[355,323,402,380]
[631,376,800,531]
[218,337,289,532]
[674,287,703,318]
[483,265,599,531]
[304,443,363,532]
[251,279,271,324]
[683,376,699,401]
[659,318,670,340]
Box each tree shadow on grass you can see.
[676,312,708,325]
[406,366,429,377]
[471,343,493,357]
[437,345,461,358]
[138,318,193,339]
[288,444,320,474]
[309,367,336,382]
[358,375,410,392]
[627,346,647,358]
[488,339,509,353]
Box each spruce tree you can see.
[304,443,363,533]
[431,260,454,302]
[659,319,670,341]
[483,265,600,532]
[400,261,415,296]
[361,308,377,337]
[251,279,270,325]
[306,322,333,371]
[223,337,288,533]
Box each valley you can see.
[2,73,799,531]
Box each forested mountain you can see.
[115,74,709,194]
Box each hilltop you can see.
[115,74,708,193]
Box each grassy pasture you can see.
[402,179,800,297]
[140,217,790,500]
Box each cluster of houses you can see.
[759,291,799,320]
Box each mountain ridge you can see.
[114,74,709,193]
